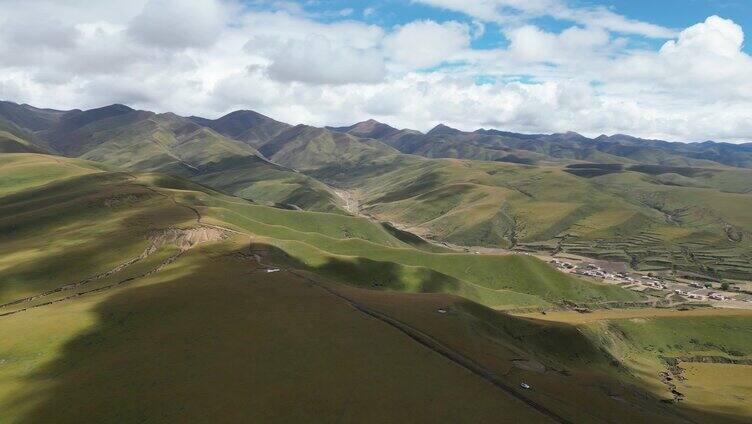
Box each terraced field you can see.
[330,159,752,280]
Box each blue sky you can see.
[250,0,752,53]
[0,0,750,141]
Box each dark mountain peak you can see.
[189,109,291,146]
[474,128,543,140]
[156,111,184,122]
[65,103,133,117]
[596,133,640,143]
[221,109,273,123]
[0,100,70,131]
[427,123,463,136]
[277,123,323,139]
[336,119,400,140]
[545,131,590,142]
[59,104,136,130]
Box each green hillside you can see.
[0,104,344,213]
[325,158,752,280]
[3,153,747,423]
[0,118,48,154]
[0,154,638,312]
[259,124,401,171]
[2,100,750,280]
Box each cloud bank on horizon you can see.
[0,0,750,142]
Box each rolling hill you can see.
[259,124,401,171]
[2,153,750,423]
[338,158,752,280]
[2,100,751,280]
[0,123,45,154]
[0,102,344,213]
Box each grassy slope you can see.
[584,313,752,423]
[77,114,258,174]
[0,162,192,304]
[343,158,752,279]
[0,154,747,423]
[259,125,400,172]
[192,156,344,213]
[353,159,646,245]
[1,242,550,423]
[0,154,108,197]
[57,113,343,213]
[0,119,48,154]
[192,191,640,309]
[519,307,752,423]
[0,154,638,310]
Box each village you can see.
[548,258,752,308]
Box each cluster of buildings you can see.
[548,258,752,306]
[549,260,634,283]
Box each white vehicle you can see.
[520,382,531,390]
[266,268,280,273]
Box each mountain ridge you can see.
[3,100,752,281]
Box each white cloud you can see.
[0,15,79,49]
[240,12,386,84]
[607,16,752,102]
[415,0,675,38]
[662,15,744,58]
[255,35,386,84]
[384,20,471,69]
[0,1,749,143]
[127,0,228,48]
[506,25,611,63]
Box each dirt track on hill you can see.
[0,181,236,317]
[286,268,571,424]
[0,226,229,317]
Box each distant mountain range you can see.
[2,100,752,280]
[330,119,752,168]
[3,99,751,171]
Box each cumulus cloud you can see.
[127,0,227,48]
[662,15,744,58]
[384,20,471,69]
[0,16,79,49]
[506,25,611,63]
[255,35,386,84]
[0,1,749,142]
[607,16,752,102]
[235,12,387,85]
